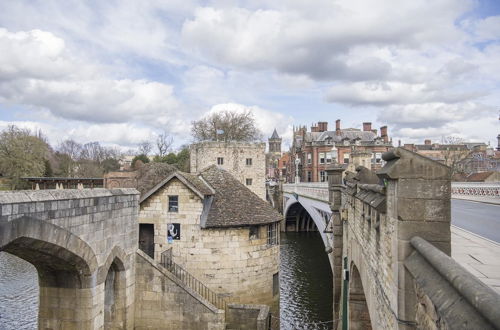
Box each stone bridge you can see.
[0,188,139,329]
[282,147,500,329]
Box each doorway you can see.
[139,224,154,259]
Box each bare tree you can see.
[137,141,152,155]
[58,140,83,160]
[191,110,262,142]
[440,136,470,175]
[156,131,173,157]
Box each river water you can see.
[0,232,332,330]
[0,252,38,330]
[280,232,333,330]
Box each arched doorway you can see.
[349,264,372,329]
[0,217,97,329]
[104,258,126,329]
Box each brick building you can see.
[289,120,393,182]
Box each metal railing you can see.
[160,249,227,310]
[451,182,500,197]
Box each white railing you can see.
[283,182,329,202]
[451,182,500,197]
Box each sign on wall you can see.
[167,223,180,243]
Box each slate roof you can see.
[270,129,280,139]
[199,165,282,228]
[305,129,377,143]
[139,164,281,228]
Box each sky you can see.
[0,0,499,151]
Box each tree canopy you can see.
[0,125,50,188]
[191,110,262,142]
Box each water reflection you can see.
[0,252,38,330]
[280,232,333,329]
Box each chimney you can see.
[380,126,388,142]
[497,134,500,151]
[318,121,328,132]
[363,122,372,132]
[398,139,401,147]
[425,139,431,145]
[311,124,319,132]
[336,119,341,136]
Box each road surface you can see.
[452,199,500,243]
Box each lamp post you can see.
[294,157,300,184]
[331,142,338,164]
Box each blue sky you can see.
[0,0,499,151]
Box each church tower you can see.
[268,129,282,153]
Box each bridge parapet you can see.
[282,182,328,201]
[451,182,500,197]
[406,236,500,329]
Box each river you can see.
[280,232,333,330]
[0,232,332,330]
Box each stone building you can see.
[289,120,392,182]
[265,129,283,180]
[190,141,266,200]
[138,165,281,311]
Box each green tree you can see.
[0,125,50,189]
[101,158,120,173]
[176,148,190,172]
[132,154,150,169]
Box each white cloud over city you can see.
[0,0,499,149]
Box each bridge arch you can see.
[0,216,99,328]
[349,263,373,330]
[283,194,333,255]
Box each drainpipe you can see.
[342,256,349,330]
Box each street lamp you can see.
[294,157,301,183]
[331,143,338,164]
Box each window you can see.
[319,152,325,164]
[375,153,382,164]
[249,226,259,240]
[307,171,312,182]
[320,171,327,182]
[168,195,178,212]
[246,178,253,185]
[246,158,252,166]
[343,153,350,164]
[217,157,224,165]
[307,153,312,164]
[267,223,278,245]
[326,152,333,163]
[273,272,279,296]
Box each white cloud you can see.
[0,28,183,130]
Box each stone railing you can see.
[405,236,500,329]
[451,182,500,197]
[282,182,329,202]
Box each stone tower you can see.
[268,129,282,153]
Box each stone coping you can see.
[227,304,270,322]
[410,236,500,328]
[0,188,139,204]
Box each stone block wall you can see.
[190,142,266,200]
[226,304,270,330]
[0,188,139,329]
[139,179,280,311]
[134,250,225,330]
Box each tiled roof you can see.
[199,165,282,228]
[139,164,281,228]
[466,172,494,182]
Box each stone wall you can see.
[226,304,270,330]
[0,188,139,329]
[138,178,280,311]
[190,142,266,200]
[134,250,225,330]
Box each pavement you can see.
[451,225,500,294]
[452,194,500,205]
